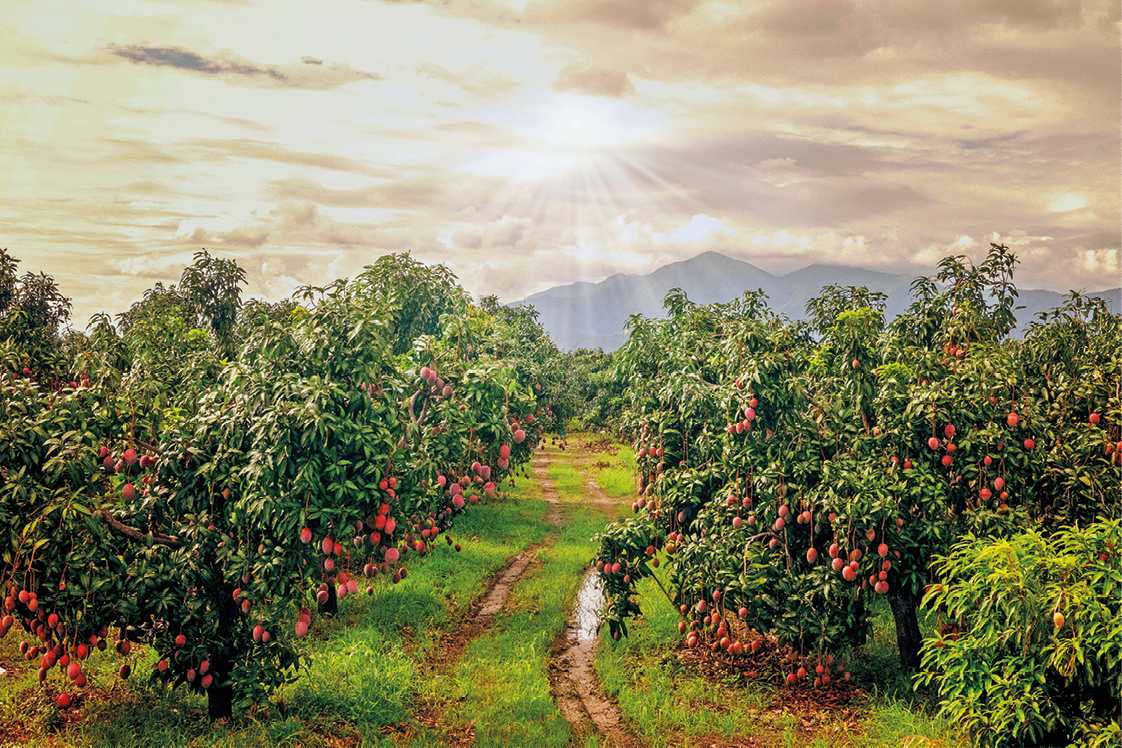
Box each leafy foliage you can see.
[176,249,246,358]
[917,522,1120,747]
[0,248,73,376]
[0,250,548,718]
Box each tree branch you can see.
[397,386,435,450]
[415,391,432,429]
[644,565,676,608]
[410,389,434,450]
[100,509,182,549]
[133,440,162,455]
[407,392,418,425]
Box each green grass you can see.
[546,458,585,496]
[848,595,942,701]
[595,571,775,747]
[576,427,967,747]
[284,626,417,728]
[570,432,637,500]
[449,509,606,748]
[858,696,966,747]
[0,434,968,748]
[419,437,615,748]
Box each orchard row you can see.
[594,246,1120,746]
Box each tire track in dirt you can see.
[537,450,641,748]
[433,451,566,658]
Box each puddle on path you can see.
[531,443,640,746]
[572,567,604,641]
[552,566,637,747]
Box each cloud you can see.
[1048,194,1089,213]
[974,0,1083,27]
[450,227,483,249]
[445,215,535,253]
[172,202,437,260]
[116,251,204,280]
[416,63,520,99]
[551,64,635,98]
[5,0,1115,329]
[430,121,521,148]
[106,44,382,89]
[523,0,704,30]
[184,139,396,179]
[268,178,384,209]
[657,214,732,244]
[756,0,859,37]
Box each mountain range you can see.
[512,251,1121,352]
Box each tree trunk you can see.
[887,586,923,671]
[317,579,338,617]
[206,602,238,721]
[207,681,233,721]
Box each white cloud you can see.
[1048,193,1089,212]
[0,0,1115,328]
[658,214,733,244]
[1081,248,1118,275]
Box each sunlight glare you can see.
[531,95,657,153]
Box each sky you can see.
[2,0,1120,328]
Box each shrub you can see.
[917,521,1121,747]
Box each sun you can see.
[542,98,613,150]
[532,95,648,153]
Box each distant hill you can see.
[512,251,1121,351]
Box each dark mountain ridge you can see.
[512,251,1121,352]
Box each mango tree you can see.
[917,521,1120,747]
[0,254,544,718]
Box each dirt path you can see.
[407,450,565,746]
[411,443,639,747]
[536,450,641,748]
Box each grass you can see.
[568,432,637,500]
[563,432,967,748]
[594,555,967,748]
[546,458,586,497]
[0,433,965,748]
[447,507,607,748]
[595,571,776,747]
[846,595,942,701]
[859,696,965,747]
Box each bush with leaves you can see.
[917,521,1120,747]
[0,248,73,379]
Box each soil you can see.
[403,451,564,746]
[0,683,129,747]
[543,437,871,748]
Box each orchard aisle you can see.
[538,447,640,748]
[408,436,641,748]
